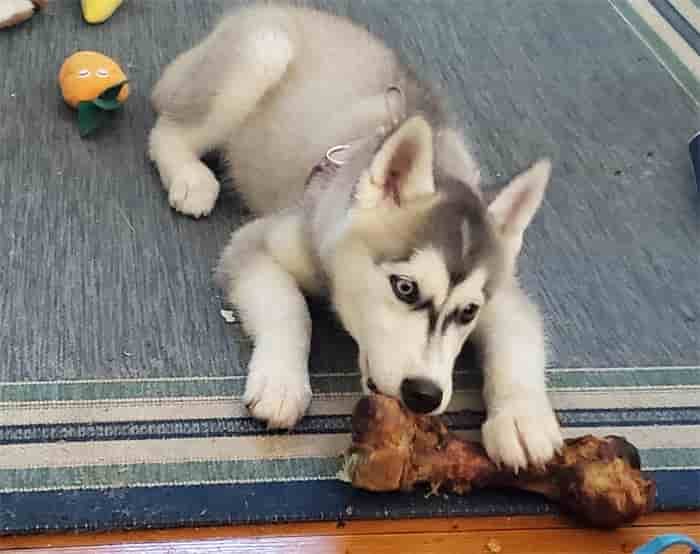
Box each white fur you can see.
[0,0,34,28]
[479,159,561,470]
[153,3,563,469]
[216,217,313,429]
[476,284,562,471]
[488,159,552,262]
[149,25,295,217]
[449,266,488,308]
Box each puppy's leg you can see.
[216,218,312,429]
[149,118,221,218]
[149,27,294,217]
[475,285,563,471]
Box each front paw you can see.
[481,395,563,472]
[168,162,220,218]
[243,349,312,430]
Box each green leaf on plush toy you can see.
[77,81,128,137]
[77,101,109,137]
[93,81,127,111]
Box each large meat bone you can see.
[341,394,655,528]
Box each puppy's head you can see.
[323,116,551,414]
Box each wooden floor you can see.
[2,513,699,553]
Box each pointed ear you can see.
[488,159,551,254]
[355,116,435,208]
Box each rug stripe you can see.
[667,0,700,29]
[545,368,700,388]
[609,0,700,102]
[1,367,698,403]
[2,408,699,445]
[0,426,696,472]
[1,471,698,535]
[0,458,341,494]
[0,448,693,494]
[0,434,353,470]
[3,387,699,425]
[649,0,700,52]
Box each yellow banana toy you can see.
[81,0,123,24]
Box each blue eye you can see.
[390,275,419,304]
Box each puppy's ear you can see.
[488,159,551,256]
[355,116,436,208]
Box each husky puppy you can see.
[149,2,562,470]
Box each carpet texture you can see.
[0,0,698,534]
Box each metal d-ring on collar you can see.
[325,144,351,166]
[324,84,405,167]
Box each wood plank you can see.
[3,523,700,554]
[2,513,698,551]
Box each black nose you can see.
[400,378,443,414]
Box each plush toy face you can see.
[58,51,129,108]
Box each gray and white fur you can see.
[149,2,563,471]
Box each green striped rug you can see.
[1,366,698,528]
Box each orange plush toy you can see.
[59,51,129,137]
